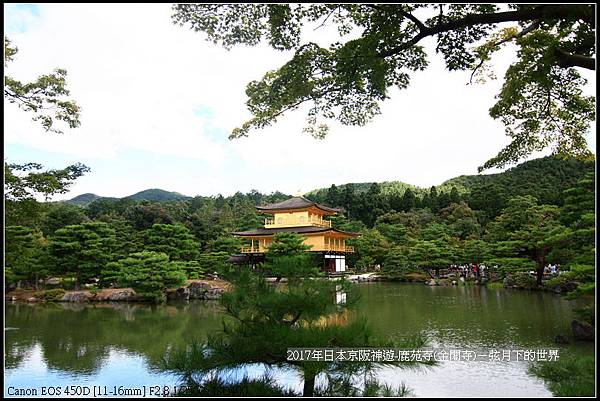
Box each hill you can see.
[124,188,191,202]
[66,189,191,205]
[306,156,594,206]
[66,193,119,206]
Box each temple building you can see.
[231,196,360,273]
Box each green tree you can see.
[101,218,144,260]
[264,232,313,281]
[170,261,206,280]
[374,212,408,244]
[49,222,117,289]
[172,4,595,170]
[326,184,341,207]
[448,187,461,205]
[41,202,89,236]
[440,202,481,240]
[4,37,80,133]
[164,250,429,396]
[426,186,439,212]
[266,232,312,255]
[409,239,455,272]
[486,196,569,285]
[208,236,243,254]
[560,172,595,227]
[352,228,390,266]
[5,226,49,289]
[124,202,174,230]
[144,224,200,261]
[197,252,231,278]
[459,239,493,267]
[5,162,91,202]
[342,184,355,219]
[4,38,89,237]
[106,251,187,302]
[400,188,417,211]
[382,245,412,279]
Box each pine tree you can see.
[400,188,416,211]
[164,233,430,396]
[326,184,340,207]
[5,226,49,289]
[49,221,116,289]
[144,224,200,261]
[107,251,187,302]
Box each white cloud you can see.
[4,4,596,200]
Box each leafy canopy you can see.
[172,4,595,171]
[4,37,81,134]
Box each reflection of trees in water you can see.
[5,301,223,375]
[5,285,577,377]
[5,342,30,370]
[312,309,352,328]
[356,283,575,347]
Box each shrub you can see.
[507,273,537,289]
[573,304,595,325]
[530,353,595,397]
[35,289,66,302]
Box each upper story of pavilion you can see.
[257,196,341,229]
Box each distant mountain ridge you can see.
[66,156,594,207]
[126,188,191,202]
[305,156,595,203]
[66,188,191,205]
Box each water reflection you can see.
[5,301,223,375]
[5,283,593,397]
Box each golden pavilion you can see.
[231,196,360,272]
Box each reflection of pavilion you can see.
[311,308,351,328]
[336,285,347,305]
[230,196,360,273]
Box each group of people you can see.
[543,264,561,276]
[451,263,491,279]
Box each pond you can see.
[4,283,593,397]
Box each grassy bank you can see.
[529,353,596,397]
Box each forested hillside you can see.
[66,188,191,206]
[306,156,594,224]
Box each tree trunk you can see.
[303,373,315,397]
[536,250,546,286]
[536,265,544,286]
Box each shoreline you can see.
[5,275,566,304]
[4,279,230,304]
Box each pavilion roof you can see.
[232,226,359,237]
[256,196,342,214]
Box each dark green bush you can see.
[35,288,66,302]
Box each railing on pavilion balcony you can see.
[323,244,354,253]
[240,246,261,253]
[240,244,354,253]
[264,216,332,228]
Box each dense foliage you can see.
[104,251,188,302]
[4,156,595,300]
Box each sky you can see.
[4,3,596,201]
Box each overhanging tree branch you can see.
[554,48,596,70]
[378,4,595,66]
